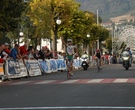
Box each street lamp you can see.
[87,34,90,38]
[56,18,61,25]
[87,34,91,59]
[18,32,24,45]
[19,32,24,37]
[53,18,61,51]
[97,9,99,49]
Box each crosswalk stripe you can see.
[3,78,135,85]
[10,81,31,85]
[113,79,128,83]
[61,80,78,84]
[35,80,56,84]
[87,79,104,83]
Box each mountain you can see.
[75,0,135,22]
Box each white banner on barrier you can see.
[38,59,53,74]
[50,59,58,72]
[56,59,66,70]
[38,59,67,74]
[73,59,81,69]
[5,59,28,78]
[25,60,42,76]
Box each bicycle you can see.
[96,58,100,72]
[67,60,72,79]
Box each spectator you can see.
[38,46,46,60]
[112,54,117,64]
[105,53,109,64]
[19,42,28,58]
[58,52,64,59]
[52,49,58,59]
[33,50,40,60]
[62,52,66,60]
[4,43,10,54]
[45,48,53,59]
[27,48,34,59]
[0,43,5,63]
[9,44,20,61]
[2,43,10,60]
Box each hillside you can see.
[75,0,135,22]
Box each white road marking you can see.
[61,80,78,84]
[0,106,135,109]
[87,79,104,83]
[113,78,128,83]
[35,80,56,84]
[10,81,31,85]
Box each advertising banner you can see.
[25,60,42,76]
[0,64,4,76]
[5,59,28,78]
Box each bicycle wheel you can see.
[67,63,71,79]
[97,59,100,72]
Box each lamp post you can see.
[87,34,90,59]
[53,18,61,51]
[18,32,24,45]
[97,9,99,49]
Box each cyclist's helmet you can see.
[67,39,72,42]
[96,49,100,53]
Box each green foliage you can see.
[0,0,27,32]
[105,37,112,51]
[29,0,80,39]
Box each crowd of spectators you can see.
[91,52,118,66]
[0,42,120,66]
[0,42,67,64]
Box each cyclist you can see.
[95,49,102,69]
[62,38,78,76]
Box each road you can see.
[0,64,135,110]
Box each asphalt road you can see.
[0,64,135,110]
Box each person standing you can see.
[95,49,102,69]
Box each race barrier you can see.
[0,64,4,82]
[25,60,42,76]
[5,59,28,79]
[73,59,82,69]
[0,58,82,81]
[38,59,66,74]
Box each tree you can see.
[0,0,27,32]
[105,37,112,53]
[59,10,95,53]
[29,0,80,51]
